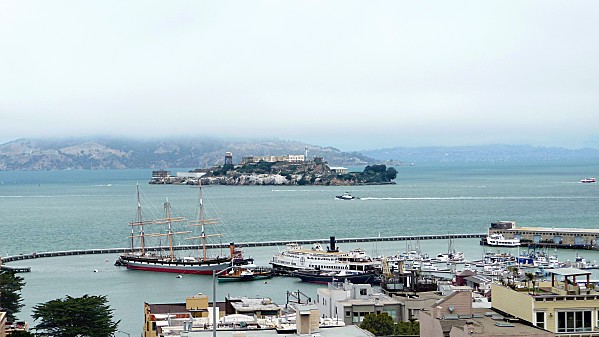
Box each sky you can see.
[1,1,598,151]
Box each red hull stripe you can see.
[126,265,218,275]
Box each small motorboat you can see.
[335,192,357,200]
[581,177,596,183]
[217,266,273,282]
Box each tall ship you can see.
[116,184,242,274]
[270,237,380,275]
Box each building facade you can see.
[488,221,599,248]
[317,282,403,325]
[492,268,599,335]
[241,155,305,165]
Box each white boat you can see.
[484,234,520,247]
[335,192,357,200]
[420,262,438,271]
[270,237,380,275]
[566,252,599,269]
[482,264,508,276]
[436,238,465,263]
[581,177,596,183]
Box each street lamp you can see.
[213,265,235,337]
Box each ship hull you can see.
[293,271,379,285]
[218,273,272,282]
[119,256,231,275]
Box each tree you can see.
[395,319,420,335]
[360,313,394,336]
[32,294,119,337]
[525,272,537,294]
[384,167,398,181]
[0,271,25,322]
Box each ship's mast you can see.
[164,198,175,260]
[137,183,145,255]
[129,183,146,255]
[200,183,206,260]
[128,186,188,259]
[187,181,223,261]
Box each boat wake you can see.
[271,189,317,192]
[359,196,599,200]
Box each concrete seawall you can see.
[1,233,485,263]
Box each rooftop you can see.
[508,226,599,234]
[228,297,281,313]
[182,324,373,337]
[434,308,552,336]
[548,267,592,277]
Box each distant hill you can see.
[2,138,597,171]
[363,144,599,164]
[0,137,374,171]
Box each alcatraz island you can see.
[150,151,397,186]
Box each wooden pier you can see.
[1,233,485,264]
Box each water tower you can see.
[224,152,233,165]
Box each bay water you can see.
[1,161,599,336]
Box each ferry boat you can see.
[483,233,520,247]
[581,177,596,183]
[270,237,380,275]
[116,184,248,275]
[335,192,357,200]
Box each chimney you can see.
[328,236,338,252]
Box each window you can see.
[360,288,367,296]
[535,311,545,329]
[352,312,368,323]
[384,309,397,320]
[345,311,351,318]
[557,310,592,332]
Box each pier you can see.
[0,265,31,273]
[1,233,485,263]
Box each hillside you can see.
[363,144,599,164]
[0,137,374,171]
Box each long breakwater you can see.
[1,233,485,263]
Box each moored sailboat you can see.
[116,183,243,274]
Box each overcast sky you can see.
[1,1,598,151]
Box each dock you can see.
[0,265,31,273]
[487,221,599,250]
[1,233,485,264]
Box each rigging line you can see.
[195,188,237,245]
[138,186,161,221]
[202,192,238,244]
